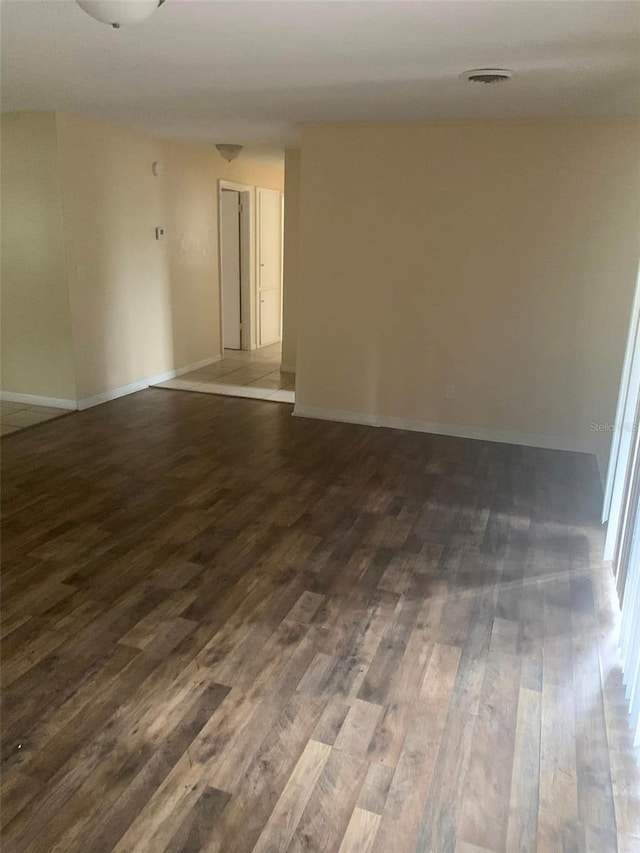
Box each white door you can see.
[257,188,282,346]
[220,189,242,349]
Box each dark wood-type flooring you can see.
[2,389,639,852]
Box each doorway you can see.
[218,181,283,355]
[153,178,292,404]
[219,180,253,351]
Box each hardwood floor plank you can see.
[610,748,640,843]
[571,574,617,833]
[583,824,619,852]
[338,806,381,853]
[3,642,142,780]
[456,650,521,851]
[1,389,637,851]
[251,739,332,853]
[202,692,327,853]
[505,686,542,852]
[618,833,640,852]
[414,627,487,852]
[538,680,580,847]
[287,747,369,853]
[160,786,231,853]
[118,591,197,650]
[372,641,462,852]
[0,767,43,831]
[80,684,231,853]
[419,642,463,704]
[357,762,395,816]
[4,670,230,852]
[310,699,350,746]
[357,581,423,705]
[333,698,383,756]
[536,811,583,852]
[1,624,68,688]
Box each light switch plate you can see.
[155,227,165,241]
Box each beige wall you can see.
[56,113,171,401]
[1,111,283,405]
[56,112,283,402]
[281,149,300,373]
[296,121,640,473]
[1,112,76,401]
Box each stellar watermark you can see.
[590,422,639,432]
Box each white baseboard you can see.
[279,362,296,375]
[76,354,223,411]
[77,379,152,411]
[293,404,592,456]
[0,391,76,410]
[173,355,222,378]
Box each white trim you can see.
[256,186,283,348]
[603,261,640,524]
[78,380,153,411]
[154,379,294,404]
[77,355,222,411]
[293,404,591,455]
[2,356,223,413]
[218,180,256,352]
[279,363,296,375]
[0,391,76,410]
[173,355,222,377]
[604,266,640,560]
[217,180,253,192]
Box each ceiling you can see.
[2,0,639,162]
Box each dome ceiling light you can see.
[216,144,243,163]
[460,68,514,84]
[76,0,166,29]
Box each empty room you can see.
[1,1,639,851]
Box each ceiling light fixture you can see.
[460,68,514,84]
[215,144,243,163]
[76,0,166,29]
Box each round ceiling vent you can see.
[460,69,514,84]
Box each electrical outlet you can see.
[446,384,455,400]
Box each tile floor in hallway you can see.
[153,342,295,404]
[0,402,73,437]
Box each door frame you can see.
[603,261,640,562]
[256,187,283,347]
[217,180,256,351]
